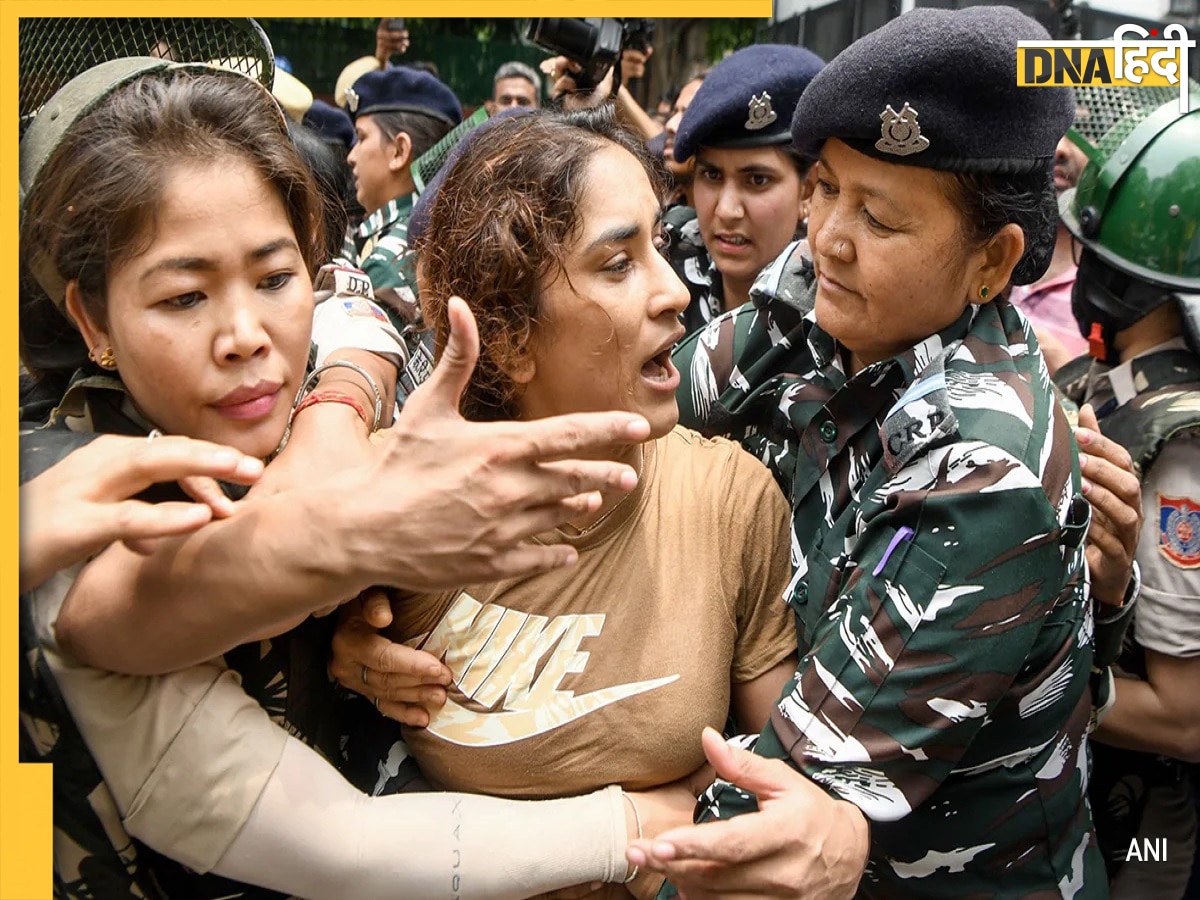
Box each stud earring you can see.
[978,285,989,300]
[89,346,117,369]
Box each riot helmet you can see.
[1061,82,1200,361]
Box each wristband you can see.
[293,390,370,428]
[296,360,383,432]
[277,360,384,453]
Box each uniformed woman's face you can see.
[809,139,1008,371]
[514,144,690,440]
[70,157,314,459]
[693,144,806,303]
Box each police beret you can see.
[674,44,824,164]
[791,6,1075,174]
[303,99,355,151]
[345,66,462,127]
[409,107,532,245]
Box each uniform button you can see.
[819,420,838,443]
[796,583,808,602]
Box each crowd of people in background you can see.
[16,8,1199,899]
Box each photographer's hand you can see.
[375,18,409,66]
[621,45,651,82]
[542,55,663,139]
[542,56,614,110]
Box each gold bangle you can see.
[621,791,642,884]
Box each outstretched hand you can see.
[19,434,263,592]
[626,727,868,899]
[338,297,650,592]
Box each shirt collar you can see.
[356,193,415,240]
[747,242,975,386]
[1085,335,1189,408]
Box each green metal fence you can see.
[258,19,547,110]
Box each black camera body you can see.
[526,17,653,91]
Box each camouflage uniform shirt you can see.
[1056,338,1200,887]
[345,193,434,402]
[673,243,1104,897]
[663,204,724,336]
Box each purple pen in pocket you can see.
[873,526,915,577]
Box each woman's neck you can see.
[1113,302,1183,364]
[721,274,753,311]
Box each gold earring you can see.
[978,285,989,300]
[89,346,117,369]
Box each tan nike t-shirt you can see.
[387,427,796,798]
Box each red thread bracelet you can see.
[293,390,370,428]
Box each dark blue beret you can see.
[303,99,355,151]
[674,44,824,164]
[345,66,462,128]
[792,6,1074,174]
[409,107,533,245]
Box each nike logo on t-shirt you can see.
[409,591,678,747]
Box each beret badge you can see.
[875,102,929,157]
[345,86,360,114]
[745,92,778,131]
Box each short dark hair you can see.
[373,109,455,162]
[288,120,356,263]
[494,61,540,92]
[941,165,1057,286]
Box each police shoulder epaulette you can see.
[753,241,813,315]
[881,355,959,475]
[313,263,376,301]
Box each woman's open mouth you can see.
[640,341,683,392]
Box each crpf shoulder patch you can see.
[1159,494,1200,569]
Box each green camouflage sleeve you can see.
[359,239,419,317]
[770,446,1081,816]
[673,285,812,499]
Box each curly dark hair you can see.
[416,105,667,421]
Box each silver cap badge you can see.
[745,92,777,131]
[875,102,929,156]
[346,87,360,114]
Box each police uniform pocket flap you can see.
[867,532,948,633]
[803,534,947,648]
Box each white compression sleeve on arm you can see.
[215,737,630,899]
